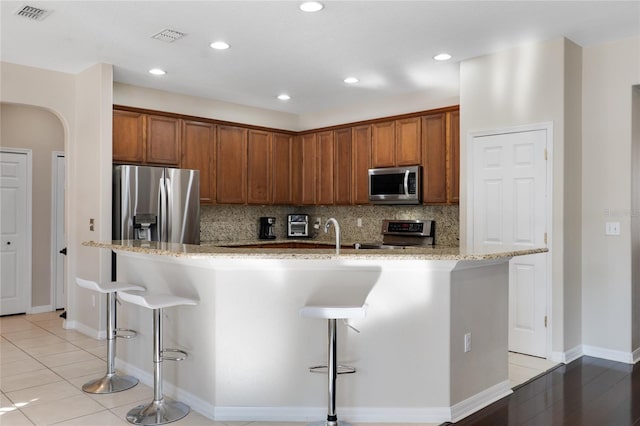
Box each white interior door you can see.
[53,153,65,310]
[1,151,30,316]
[472,128,549,357]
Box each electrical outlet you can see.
[92,295,96,307]
[357,218,363,227]
[464,333,472,352]
[89,218,95,232]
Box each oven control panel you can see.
[382,220,434,237]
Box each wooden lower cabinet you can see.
[181,120,216,205]
[216,125,247,204]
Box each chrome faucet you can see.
[324,218,341,255]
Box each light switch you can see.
[605,222,620,236]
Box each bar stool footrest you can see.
[308,364,356,374]
[115,328,137,339]
[162,348,188,361]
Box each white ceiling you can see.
[2,1,639,115]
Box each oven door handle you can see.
[403,170,410,196]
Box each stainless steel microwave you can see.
[368,165,421,204]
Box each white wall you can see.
[582,37,640,356]
[114,82,459,132]
[459,38,582,357]
[1,61,113,336]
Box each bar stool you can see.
[75,278,145,394]
[118,290,198,425]
[300,304,367,426]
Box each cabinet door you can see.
[272,133,292,205]
[290,136,303,205]
[216,125,247,204]
[113,110,145,163]
[396,117,422,166]
[300,133,317,205]
[247,130,272,205]
[352,125,372,204]
[371,121,395,167]
[316,131,334,205]
[448,110,460,203]
[182,120,216,204]
[422,113,447,204]
[146,115,181,165]
[334,128,352,205]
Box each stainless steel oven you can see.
[368,165,421,204]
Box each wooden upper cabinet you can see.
[422,113,447,204]
[113,110,145,163]
[352,125,372,204]
[316,131,334,205]
[371,121,396,167]
[290,136,303,205]
[247,130,272,205]
[146,115,181,165]
[299,133,317,205]
[216,125,247,204]
[272,133,292,205]
[448,110,460,203]
[396,117,422,166]
[334,128,352,205]
[422,109,460,205]
[181,120,216,205]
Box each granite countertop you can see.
[82,239,548,261]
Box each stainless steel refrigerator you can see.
[113,165,200,244]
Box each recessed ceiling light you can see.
[277,94,291,101]
[344,77,359,84]
[300,1,324,12]
[149,68,166,76]
[433,53,452,61]
[210,41,230,50]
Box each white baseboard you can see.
[549,344,582,364]
[115,358,511,423]
[29,304,52,314]
[450,380,513,423]
[65,320,104,340]
[632,347,640,364]
[583,344,635,364]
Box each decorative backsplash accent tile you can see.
[201,204,459,246]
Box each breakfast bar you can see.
[83,240,546,424]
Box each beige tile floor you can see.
[1,311,558,426]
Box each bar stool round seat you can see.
[118,290,198,426]
[75,278,145,394]
[300,304,367,426]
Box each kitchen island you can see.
[83,240,546,424]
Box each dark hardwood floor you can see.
[448,356,640,426]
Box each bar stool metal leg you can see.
[126,307,190,425]
[82,292,139,393]
[310,319,352,426]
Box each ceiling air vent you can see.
[152,29,186,43]
[14,5,51,21]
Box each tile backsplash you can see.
[201,204,459,246]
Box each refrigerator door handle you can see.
[158,175,167,242]
[164,176,172,242]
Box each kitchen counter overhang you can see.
[81,240,547,423]
[83,239,547,261]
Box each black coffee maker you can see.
[259,217,276,239]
